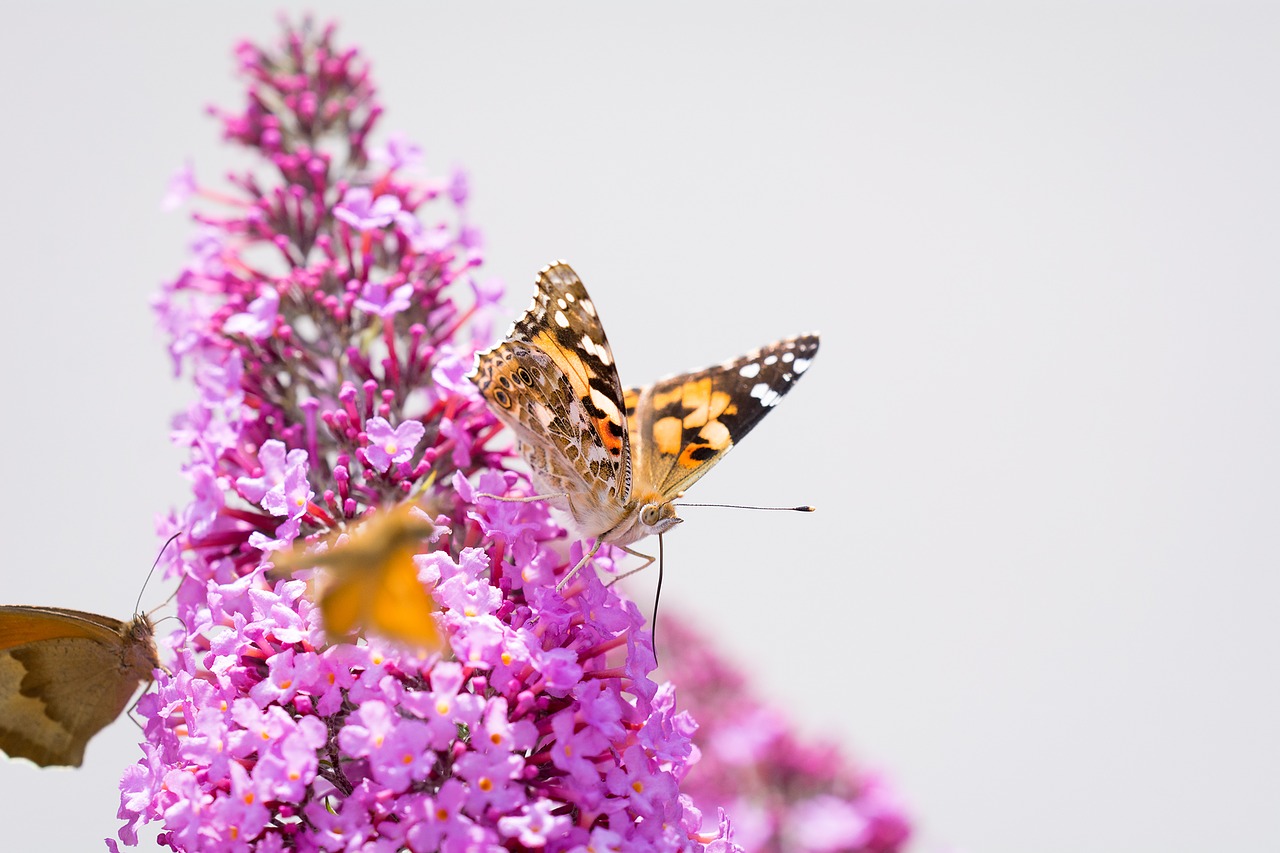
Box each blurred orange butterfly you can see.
[0,607,159,767]
[270,503,443,650]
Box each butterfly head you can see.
[638,499,683,537]
[125,614,161,671]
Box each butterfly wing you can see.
[471,262,633,534]
[0,607,125,650]
[0,608,158,767]
[628,334,819,498]
[272,506,443,649]
[318,545,442,649]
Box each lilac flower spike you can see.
[125,18,908,853]
[222,286,279,339]
[372,131,425,171]
[363,416,425,472]
[354,280,414,319]
[161,160,196,211]
[334,185,402,230]
[657,615,913,853]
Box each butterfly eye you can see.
[640,504,660,526]
[493,389,511,408]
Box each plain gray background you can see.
[1,4,1276,851]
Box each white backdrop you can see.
[0,4,1276,851]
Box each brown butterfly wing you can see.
[0,608,158,767]
[471,263,634,515]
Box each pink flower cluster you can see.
[121,20,735,852]
[657,617,911,853]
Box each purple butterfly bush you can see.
[656,617,911,853]
[116,19,912,853]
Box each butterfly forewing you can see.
[0,608,158,767]
[0,607,125,650]
[472,263,636,537]
[504,262,632,497]
[628,334,819,498]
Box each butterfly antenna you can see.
[651,534,665,667]
[678,502,816,512]
[136,531,182,617]
[152,613,190,637]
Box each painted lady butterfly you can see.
[470,261,818,589]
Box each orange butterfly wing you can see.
[271,504,444,650]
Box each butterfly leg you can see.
[556,539,603,592]
[604,545,657,587]
[126,678,161,731]
[475,492,566,503]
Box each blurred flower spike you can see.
[119,17,911,853]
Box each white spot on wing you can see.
[590,387,622,422]
[579,334,613,365]
[580,299,596,317]
[554,310,570,328]
[750,381,781,407]
[739,362,761,378]
[781,351,794,363]
[793,357,811,373]
[764,355,778,366]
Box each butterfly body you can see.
[471,261,818,582]
[0,607,158,767]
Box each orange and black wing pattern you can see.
[628,334,819,499]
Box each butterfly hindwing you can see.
[473,341,630,530]
[628,334,819,498]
